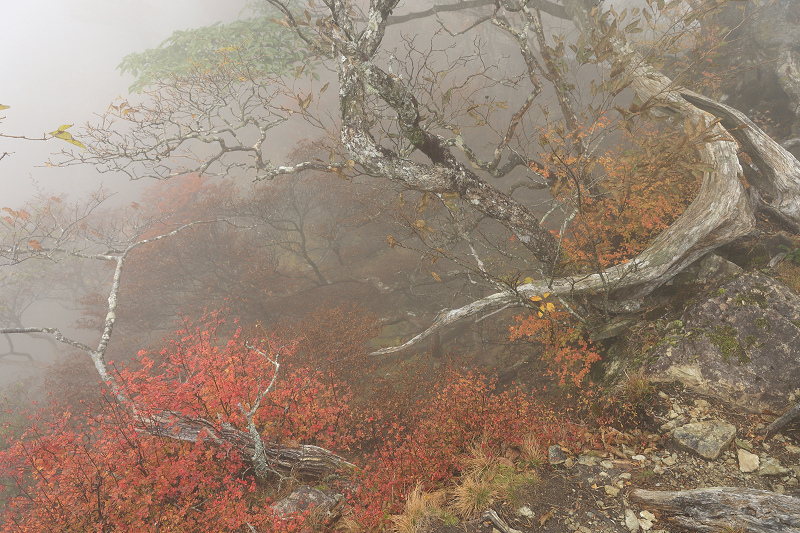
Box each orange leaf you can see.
[28,239,42,250]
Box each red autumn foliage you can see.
[0,402,304,533]
[3,309,592,533]
[538,120,702,273]
[509,308,602,387]
[119,311,353,450]
[344,370,582,530]
[0,311,350,532]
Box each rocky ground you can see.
[437,384,800,533]
[272,381,800,533]
[273,246,800,533]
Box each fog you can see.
[1,1,249,386]
[2,0,793,395]
[2,0,800,528]
[1,0,248,207]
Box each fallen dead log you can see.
[762,400,800,440]
[138,410,355,480]
[629,487,800,533]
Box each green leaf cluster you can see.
[118,16,312,92]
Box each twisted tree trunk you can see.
[372,0,800,355]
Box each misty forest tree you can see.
[65,0,800,347]
[4,0,800,503]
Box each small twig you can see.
[482,509,521,533]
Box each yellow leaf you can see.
[530,295,543,302]
[50,130,86,149]
[431,271,442,282]
[0,104,9,111]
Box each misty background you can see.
[1,0,248,207]
[1,1,251,386]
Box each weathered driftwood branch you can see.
[138,411,355,480]
[630,487,800,533]
[482,509,521,533]
[762,400,800,440]
[680,91,800,231]
[372,0,800,356]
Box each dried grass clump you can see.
[520,434,547,467]
[451,473,498,519]
[617,367,654,403]
[393,440,543,530]
[391,484,448,533]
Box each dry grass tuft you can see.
[391,485,448,533]
[450,473,498,519]
[393,441,543,530]
[462,440,503,477]
[617,366,654,403]
[520,434,547,467]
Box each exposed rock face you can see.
[649,271,800,413]
[688,253,744,285]
[760,457,791,477]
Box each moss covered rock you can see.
[648,272,800,413]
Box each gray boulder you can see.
[272,485,343,521]
[649,272,800,413]
[672,420,736,460]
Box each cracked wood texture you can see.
[138,411,355,480]
[630,487,800,533]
